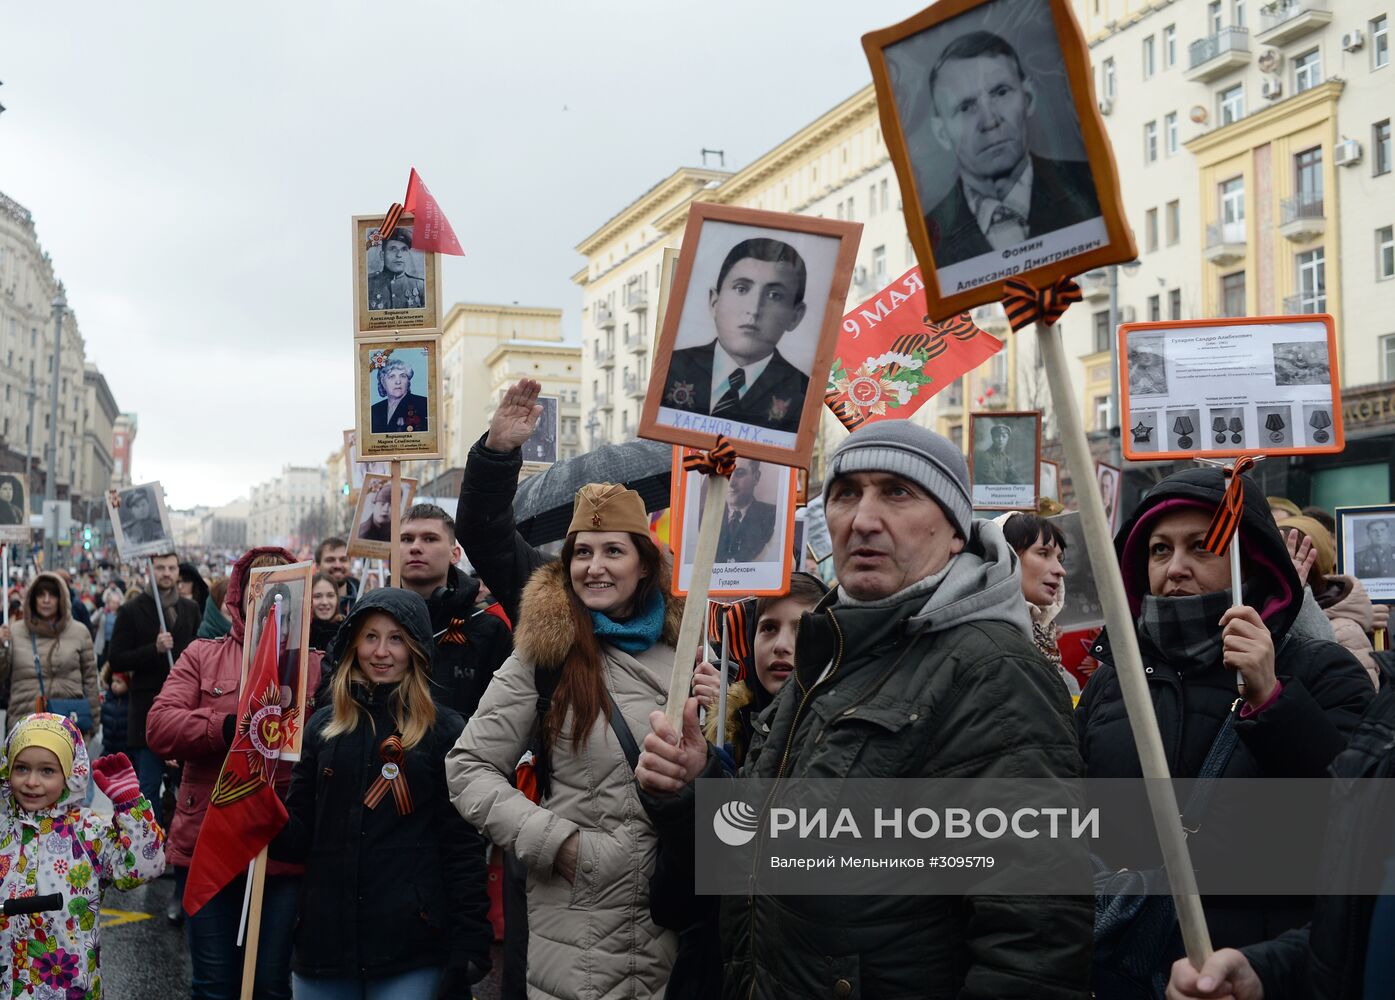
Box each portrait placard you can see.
[521,395,560,466]
[1053,511,1103,631]
[862,0,1135,320]
[1095,461,1122,532]
[352,213,442,336]
[640,203,861,467]
[346,474,419,560]
[969,410,1042,510]
[1039,460,1060,503]
[0,474,30,543]
[355,335,443,461]
[241,561,314,762]
[670,448,797,597]
[105,481,175,560]
[1119,315,1343,461]
[343,429,389,490]
[1336,505,1395,605]
[651,247,682,355]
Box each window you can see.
[1231,0,1245,28]
[1166,200,1180,245]
[879,178,889,212]
[1221,271,1246,316]
[1143,35,1156,78]
[1144,121,1158,163]
[1296,248,1326,312]
[1379,226,1395,280]
[1375,120,1392,176]
[1373,15,1389,69]
[1169,288,1182,320]
[872,245,887,285]
[1148,295,1162,321]
[1220,176,1245,241]
[836,202,844,221]
[1103,57,1116,99]
[1208,1,1222,34]
[1384,334,1395,381]
[868,184,877,216]
[1093,311,1110,353]
[846,197,856,221]
[1146,208,1159,251]
[1295,146,1323,209]
[1165,112,1179,155]
[1164,24,1177,67]
[1219,85,1244,125]
[1094,396,1111,433]
[1293,49,1322,94]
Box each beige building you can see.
[0,190,122,517]
[197,497,249,550]
[247,464,329,550]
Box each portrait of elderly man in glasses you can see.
[370,356,429,434]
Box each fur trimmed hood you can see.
[514,560,683,669]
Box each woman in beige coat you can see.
[448,484,679,1000]
[0,572,100,733]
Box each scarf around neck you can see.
[156,583,180,626]
[590,590,665,654]
[1136,585,1258,672]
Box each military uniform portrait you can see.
[352,214,441,335]
[643,204,860,468]
[346,474,418,560]
[969,410,1041,510]
[864,0,1135,314]
[1337,506,1395,604]
[106,481,174,559]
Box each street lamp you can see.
[43,287,66,570]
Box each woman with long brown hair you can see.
[448,483,680,1000]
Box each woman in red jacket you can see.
[147,546,325,1000]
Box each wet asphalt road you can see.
[101,875,506,999]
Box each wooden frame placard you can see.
[1119,314,1343,462]
[352,213,443,336]
[355,334,444,461]
[639,202,861,469]
[669,447,797,598]
[106,481,176,560]
[240,560,315,762]
[347,472,419,560]
[969,409,1042,510]
[862,0,1136,321]
[1335,504,1395,606]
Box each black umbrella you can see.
[513,439,674,545]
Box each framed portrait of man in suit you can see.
[105,481,175,560]
[640,203,861,468]
[355,335,443,461]
[352,213,442,337]
[863,0,1135,320]
[669,448,798,598]
[1336,505,1395,606]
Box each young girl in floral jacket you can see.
[0,712,165,998]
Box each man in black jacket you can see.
[106,551,200,826]
[398,503,512,722]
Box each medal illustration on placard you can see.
[1309,409,1331,444]
[1265,412,1287,443]
[1228,416,1244,445]
[1132,421,1152,444]
[1173,415,1194,449]
[1212,417,1227,444]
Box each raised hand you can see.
[485,378,544,453]
[92,752,142,807]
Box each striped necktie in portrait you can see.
[712,367,746,415]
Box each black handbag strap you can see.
[1179,703,1240,835]
[29,630,46,701]
[607,694,641,773]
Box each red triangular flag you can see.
[402,168,464,256]
[824,267,1002,432]
[183,603,289,916]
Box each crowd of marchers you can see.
[0,376,1389,999]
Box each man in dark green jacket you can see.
[638,420,1092,999]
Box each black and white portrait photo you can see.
[1127,335,1168,397]
[969,410,1040,510]
[1096,461,1122,532]
[522,395,559,465]
[356,336,443,461]
[870,0,1112,297]
[1337,506,1395,604]
[642,203,859,468]
[0,475,25,526]
[106,481,174,559]
[352,214,441,335]
[347,474,418,559]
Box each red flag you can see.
[824,267,1002,431]
[402,168,464,256]
[183,603,289,916]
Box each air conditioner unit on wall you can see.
[1262,78,1283,100]
[1342,29,1365,51]
[1335,139,1363,167]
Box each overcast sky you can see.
[2,2,912,509]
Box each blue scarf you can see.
[590,591,664,654]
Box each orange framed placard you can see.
[969,410,1042,510]
[669,447,797,598]
[240,560,314,763]
[639,202,861,469]
[1119,314,1343,462]
[862,0,1135,321]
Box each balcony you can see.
[1283,293,1326,315]
[1078,270,1110,302]
[1279,193,1325,242]
[595,392,613,410]
[594,303,615,329]
[596,348,615,369]
[971,304,1010,335]
[625,331,648,353]
[1204,221,1248,265]
[624,374,646,398]
[1256,0,1331,46]
[1186,27,1251,82]
[626,288,649,312]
